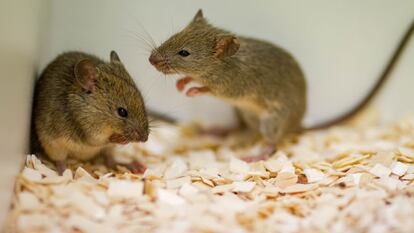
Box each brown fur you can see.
[33,51,149,162]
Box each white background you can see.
[41,0,414,127]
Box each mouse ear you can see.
[214,35,240,58]
[192,9,204,23]
[110,50,121,63]
[74,59,97,93]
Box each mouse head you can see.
[73,51,149,145]
[149,9,240,76]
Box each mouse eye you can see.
[177,50,190,57]
[117,107,128,118]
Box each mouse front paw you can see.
[186,86,210,97]
[176,76,193,92]
[126,161,146,174]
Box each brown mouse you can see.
[32,51,149,174]
[149,10,414,157]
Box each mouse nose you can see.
[149,54,162,66]
[128,128,148,142]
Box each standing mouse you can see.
[149,10,414,157]
[32,51,149,174]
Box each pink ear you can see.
[215,35,240,58]
[74,59,97,93]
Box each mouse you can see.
[148,10,414,159]
[32,51,150,174]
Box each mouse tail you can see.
[306,19,414,131]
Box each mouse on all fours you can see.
[32,51,157,175]
[148,10,414,159]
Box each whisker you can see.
[123,29,156,52]
[124,11,159,51]
[134,20,158,49]
[119,39,152,56]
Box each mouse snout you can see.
[127,127,148,143]
[149,54,163,66]
[149,53,175,74]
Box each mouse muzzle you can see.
[149,53,174,74]
[149,53,162,66]
[125,127,148,143]
[109,127,148,145]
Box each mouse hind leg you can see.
[242,109,291,162]
[235,108,262,142]
[196,108,252,138]
[40,138,69,175]
[233,109,272,162]
[259,113,288,146]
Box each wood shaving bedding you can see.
[5,117,414,233]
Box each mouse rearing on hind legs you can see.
[149,10,414,160]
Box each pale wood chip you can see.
[18,192,41,211]
[21,167,42,182]
[399,147,414,159]
[200,176,215,187]
[157,189,186,205]
[304,168,325,183]
[274,172,298,189]
[178,183,199,196]
[369,163,392,178]
[390,161,409,176]
[401,173,414,181]
[248,161,269,177]
[166,176,191,189]
[107,180,143,199]
[211,184,234,194]
[74,166,96,182]
[281,183,318,194]
[264,159,284,173]
[368,151,394,167]
[229,157,250,174]
[67,214,114,233]
[232,181,256,193]
[164,158,188,179]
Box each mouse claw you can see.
[176,77,193,92]
[55,160,67,176]
[241,144,276,163]
[186,86,210,97]
[104,154,146,174]
[241,154,270,163]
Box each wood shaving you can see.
[303,168,325,183]
[232,181,256,193]
[6,118,414,232]
[369,163,392,178]
[391,161,409,176]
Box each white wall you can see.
[0,0,50,229]
[42,0,414,127]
